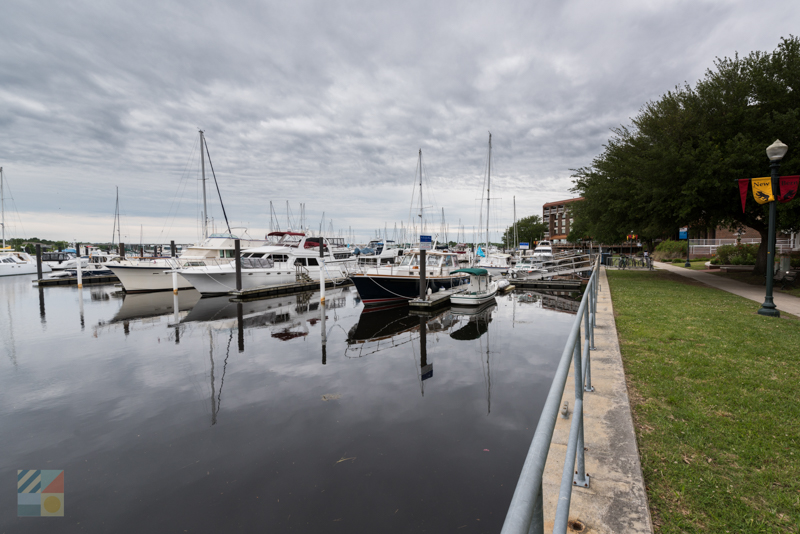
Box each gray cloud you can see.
[1,0,798,242]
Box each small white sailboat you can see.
[0,168,52,277]
[476,133,511,275]
[449,267,498,306]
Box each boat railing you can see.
[501,256,600,534]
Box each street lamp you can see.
[758,139,788,317]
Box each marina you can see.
[1,272,582,533]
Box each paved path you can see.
[541,267,654,533]
[653,262,800,316]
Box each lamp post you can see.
[757,139,788,318]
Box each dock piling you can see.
[319,236,325,304]
[171,240,179,295]
[76,242,83,288]
[234,239,242,291]
[35,244,42,280]
[419,249,427,300]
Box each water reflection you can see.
[517,290,581,314]
[112,289,202,323]
[1,283,580,534]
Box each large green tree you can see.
[501,214,548,248]
[572,36,800,273]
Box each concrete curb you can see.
[540,267,654,533]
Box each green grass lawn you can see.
[677,260,711,271]
[707,270,800,298]
[607,270,800,533]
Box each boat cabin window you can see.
[334,253,350,260]
[441,255,454,267]
[271,254,289,263]
[184,261,206,267]
[219,250,237,258]
[242,253,265,259]
[307,258,319,266]
[400,254,418,267]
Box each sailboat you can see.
[108,131,265,292]
[0,167,52,277]
[476,134,512,275]
[349,149,468,305]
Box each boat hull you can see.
[180,270,296,295]
[0,263,51,277]
[350,273,469,305]
[450,290,498,306]
[108,265,194,293]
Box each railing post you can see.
[573,334,589,488]
[584,291,595,393]
[528,483,544,534]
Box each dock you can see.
[408,287,467,309]
[511,279,582,290]
[34,274,120,287]
[229,277,352,301]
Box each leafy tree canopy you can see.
[571,36,800,272]
[501,214,548,247]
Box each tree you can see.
[501,215,548,247]
[572,36,800,273]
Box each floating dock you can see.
[408,287,467,309]
[35,274,120,287]
[229,277,352,301]
[511,279,582,290]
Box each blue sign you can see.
[421,364,433,381]
[519,242,530,250]
[420,235,432,250]
[679,226,688,240]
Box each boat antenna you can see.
[202,134,232,235]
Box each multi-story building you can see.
[542,197,583,244]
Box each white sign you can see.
[519,242,530,250]
[419,235,432,250]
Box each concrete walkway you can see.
[541,267,654,533]
[654,261,800,316]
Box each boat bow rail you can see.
[501,257,600,534]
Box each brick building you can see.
[543,197,583,244]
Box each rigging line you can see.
[203,136,231,235]
[1,173,28,239]
[160,136,199,242]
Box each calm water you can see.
[1,275,578,533]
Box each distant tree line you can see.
[569,36,800,275]
[501,215,548,247]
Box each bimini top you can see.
[451,268,489,276]
[267,232,305,237]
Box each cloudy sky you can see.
[1,0,798,244]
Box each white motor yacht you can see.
[179,232,357,295]
[0,250,52,277]
[108,232,266,292]
[357,240,402,266]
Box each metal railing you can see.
[501,257,600,534]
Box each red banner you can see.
[738,178,750,212]
[779,175,799,203]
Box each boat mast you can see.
[200,130,208,240]
[1,166,4,249]
[513,195,517,250]
[486,133,491,255]
[418,149,423,236]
